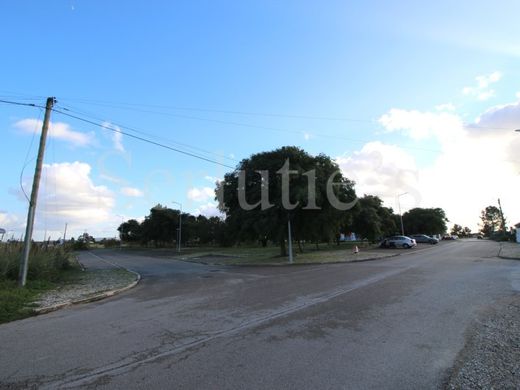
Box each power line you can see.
[55,102,238,163]
[58,97,385,149]
[0,99,40,108]
[51,108,237,170]
[55,96,370,122]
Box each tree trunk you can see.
[280,237,286,257]
[297,239,303,253]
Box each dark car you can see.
[410,234,439,244]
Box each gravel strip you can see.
[446,294,520,389]
[33,269,137,309]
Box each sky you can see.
[1,1,519,241]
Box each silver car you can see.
[380,235,417,249]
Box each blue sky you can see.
[1,1,520,240]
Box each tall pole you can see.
[172,201,182,253]
[287,219,293,264]
[19,97,55,287]
[397,192,408,236]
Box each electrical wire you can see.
[57,98,386,151]
[19,107,43,202]
[55,102,239,163]
[55,96,370,122]
[51,108,237,170]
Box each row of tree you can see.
[118,147,450,254]
[118,208,231,247]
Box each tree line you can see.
[118,147,450,254]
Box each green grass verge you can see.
[174,242,381,265]
[0,279,56,324]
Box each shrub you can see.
[0,243,79,282]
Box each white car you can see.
[380,235,417,249]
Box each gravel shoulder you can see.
[446,242,520,389]
[446,293,520,389]
[33,268,139,313]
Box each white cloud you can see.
[355,103,520,230]
[516,92,520,99]
[204,175,222,184]
[31,162,115,236]
[194,202,223,218]
[473,100,520,133]
[0,212,21,233]
[120,187,144,197]
[435,103,455,112]
[102,121,125,152]
[462,71,502,101]
[15,119,94,147]
[337,142,421,211]
[187,187,215,202]
[477,90,495,101]
[378,109,463,141]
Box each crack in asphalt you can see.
[40,264,416,389]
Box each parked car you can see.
[410,234,439,244]
[442,235,458,240]
[379,235,417,249]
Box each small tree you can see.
[450,224,463,236]
[479,206,502,237]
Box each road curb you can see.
[497,243,520,261]
[34,271,141,315]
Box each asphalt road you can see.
[1,240,519,389]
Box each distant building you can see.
[515,223,520,243]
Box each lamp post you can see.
[172,201,182,253]
[397,192,408,236]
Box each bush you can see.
[100,238,120,248]
[0,243,79,282]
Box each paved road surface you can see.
[1,240,519,389]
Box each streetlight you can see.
[172,201,182,253]
[397,192,408,236]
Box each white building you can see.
[515,223,520,244]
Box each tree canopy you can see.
[402,207,448,236]
[217,146,356,255]
[349,195,397,242]
[118,205,227,247]
[479,205,505,237]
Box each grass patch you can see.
[0,279,56,324]
[0,243,81,324]
[174,241,379,265]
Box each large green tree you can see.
[140,204,180,246]
[217,146,356,256]
[118,219,142,242]
[349,195,397,242]
[401,207,448,236]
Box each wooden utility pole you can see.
[19,97,55,287]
